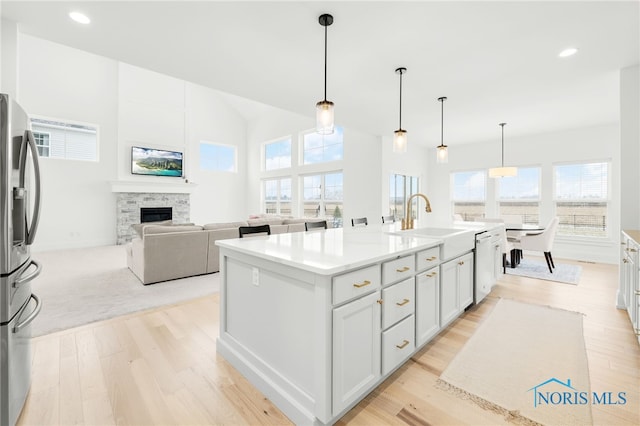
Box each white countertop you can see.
[216,225,442,275]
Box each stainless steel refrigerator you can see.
[0,93,43,426]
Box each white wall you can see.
[620,65,640,230]
[15,35,249,250]
[1,18,18,98]
[185,82,247,224]
[246,109,384,225]
[18,34,119,251]
[426,124,621,263]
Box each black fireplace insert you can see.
[140,207,172,223]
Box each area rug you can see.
[506,258,582,285]
[437,298,592,426]
[30,245,219,337]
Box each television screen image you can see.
[131,146,183,177]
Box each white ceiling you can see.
[2,1,639,146]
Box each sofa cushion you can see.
[203,221,248,230]
[247,218,285,226]
[131,220,173,237]
[143,224,203,235]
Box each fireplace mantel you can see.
[109,180,197,194]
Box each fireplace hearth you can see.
[141,207,172,223]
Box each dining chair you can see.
[305,220,327,231]
[351,217,368,227]
[238,224,271,238]
[512,217,559,273]
[381,215,395,224]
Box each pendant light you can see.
[436,96,448,163]
[316,14,334,135]
[393,67,408,153]
[489,123,517,178]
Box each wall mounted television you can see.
[131,146,183,177]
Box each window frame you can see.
[451,169,487,221]
[263,136,292,171]
[199,141,238,173]
[301,170,344,227]
[301,126,344,165]
[29,115,100,162]
[262,177,292,215]
[552,160,611,239]
[497,166,542,225]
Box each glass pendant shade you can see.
[489,166,517,178]
[436,144,448,163]
[316,100,335,135]
[393,129,407,153]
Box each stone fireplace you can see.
[116,192,190,244]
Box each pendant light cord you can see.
[440,99,444,147]
[500,123,506,167]
[398,70,403,129]
[323,23,328,102]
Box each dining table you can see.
[504,223,545,268]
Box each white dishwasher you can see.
[474,229,501,304]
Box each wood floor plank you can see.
[17,258,640,426]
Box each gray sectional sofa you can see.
[126,216,326,285]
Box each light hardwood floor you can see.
[18,258,640,425]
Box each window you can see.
[30,117,98,161]
[451,170,486,221]
[498,167,541,224]
[264,138,291,171]
[389,174,419,221]
[33,131,50,157]
[263,178,291,215]
[554,161,608,237]
[200,142,236,172]
[302,126,343,164]
[302,171,343,228]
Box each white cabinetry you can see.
[620,231,640,344]
[333,291,382,415]
[440,252,474,328]
[416,267,440,346]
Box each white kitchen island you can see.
[216,225,476,425]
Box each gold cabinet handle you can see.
[630,248,638,253]
[635,290,640,296]
[458,261,465,266]
[396,339,410,349]
[623,259,628,263]
[353,280,371,288]
[396,266,410,272]
[426,256,437,261]
[377,299,383,305]
[396,298,410,306]
[426,272,438,278]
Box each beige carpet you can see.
[438,298,592,426]
[30,245,219,337]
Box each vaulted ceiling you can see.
[2,1,638,146]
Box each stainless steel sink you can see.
[388,227,475,260]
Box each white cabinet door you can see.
[458,252,474,310]
[416,267,440,347]
[332,291,381,415]
[440,259,458,327]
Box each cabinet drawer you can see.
[382,315,415,375]
[382,278,415,329]
[333,265,381,305]
[416,246,440,272]
[382,255,415,286]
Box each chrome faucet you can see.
[402,193,432,230]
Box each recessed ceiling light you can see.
[558,47,578,58]
[69,12,91,24]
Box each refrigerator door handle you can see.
[19,130,42,245]
[14,259,42,288]
[13,293,42,333]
